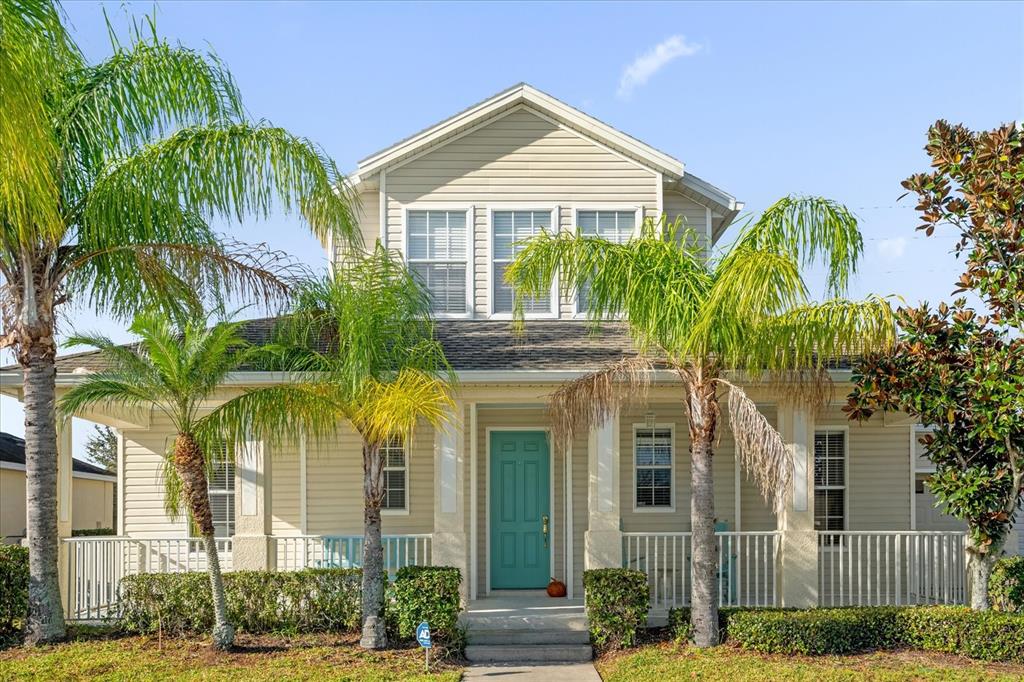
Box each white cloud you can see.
[877,237,907,260]
[617,35,702,99]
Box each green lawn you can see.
[0,630,462,682]
[596,641,1024,681]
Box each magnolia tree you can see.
[846,121,1024,609]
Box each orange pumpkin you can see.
[547,578,567,598]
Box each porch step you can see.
[464,644,593,663]
[466,628,590,645]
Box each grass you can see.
[0,628,461,681]
[596,640,1024,681]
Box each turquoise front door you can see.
[490,431,551,589]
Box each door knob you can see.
[542,515,549,548]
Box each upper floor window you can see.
[407,210,468,315]
[814,430,846,535]
[576,210,636,313]
[382,439,407,511]
[207,442,235,539]
[635,426,673,509]
[492,209,554,315]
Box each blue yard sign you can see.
[416,621,432,648]
[416,621,432,672]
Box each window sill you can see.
[632,506,676,514]
[381,509,410,517]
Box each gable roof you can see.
[0,432,115,479]
[352,83,740,219]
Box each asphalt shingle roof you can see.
[40,319,640,374]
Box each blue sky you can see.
[2,1,1022,458]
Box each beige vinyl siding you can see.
[122,415,187,537]
[334,190,380,263]
[271,438,301,536]
[0,469,24,541]
[817,407,911,531]
[381,107,659,315]
[305,421,434,537]
[739,407,779,531]
[663,190,710,254]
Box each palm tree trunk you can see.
[687,379,720,647]
[360,439,388,649]
[173,433,234,649]
[22,351,66,645]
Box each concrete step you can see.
[464,644,593,663]
[466,628,590,645]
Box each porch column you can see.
[56,417,73,615]
[585,414,622,569]
[232,436,274,570]
[775,405,818,607]
[432,402,469,604]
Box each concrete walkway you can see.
[463,662,602,681]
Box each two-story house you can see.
[5,84,1016,622]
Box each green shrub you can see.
[0,545,29,644]
[667,606,774,643]
[728,607,904,655]
[899,606,1024,663]
[583,568,649,649]
[119,568,362,635]
[71,528,116,537]
[387,565,462,650]
[990,556,1024,613]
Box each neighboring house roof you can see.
[351,83,742,232]
[0,432,115,480]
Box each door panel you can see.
[490,431,550,589]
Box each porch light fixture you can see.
[644,411,656,428]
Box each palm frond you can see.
[733,195,863,298]
[0,0,80,243]
[352,368,455,446]
[56,23,243,186]
[83,122,360,250]
[723,381,791,514]
[545,356,655,452]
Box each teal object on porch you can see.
[490,431,551,589]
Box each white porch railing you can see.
[275,535,432,573]
[817,531,967,606]
[622,531,780,609]
[63,536,233,621]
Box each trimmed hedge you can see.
[583,568,650,649]
[72,528,116,537]
[728,607,904,655]
[0,545,29,643]
[900,606,1024,663]
[387,565,463,651]
[670,604,1024,663]
[119,568,362,635]
[990,556,1024,613]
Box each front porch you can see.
[49,384,1010,622]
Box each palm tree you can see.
[505,196,896,647]
[58,311,334,649]
[0,2,357,643]
[244,245,455,649]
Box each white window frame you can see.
[632,423,675,513]
[487,205,559,319]
[813,427,849,541]
[401,205,474,319]
[380,438,410,516]
[571,205,643,318]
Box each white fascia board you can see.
[0,461,113,482]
